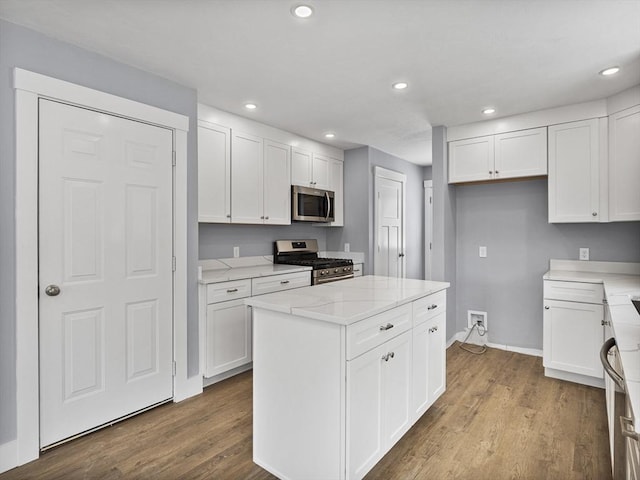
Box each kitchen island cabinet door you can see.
[198,122,231,223]
[412,311,446,420]
[205,299,251,378]
[347,330,412,480]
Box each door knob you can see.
[45,285,61,296]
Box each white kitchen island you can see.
[246,275,450,480]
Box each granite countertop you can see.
[545,265,640,432]
[246,275,450,326]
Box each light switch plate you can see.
[345,243,350,252]
[233,246,240,258]
[479,246,487,258]
[579,247,589,261]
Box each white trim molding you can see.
[12,68,195,470]
[0,440,17,474]
[447,330,543,358]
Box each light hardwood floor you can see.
[1,343,611,480]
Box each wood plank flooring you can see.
[1,343,611,480]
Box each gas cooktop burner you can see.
[273,239,355,285]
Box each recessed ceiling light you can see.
[324,132,335,139]
[482,107,496,115]
[292,4,314,18]
[244,103,257,110]
[392,82,408,90]
[600,66,620,76]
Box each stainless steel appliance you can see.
[274,239,353,284]
[291,185,334,223]
[601,337,627,480]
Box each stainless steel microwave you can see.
[292,185,335,222]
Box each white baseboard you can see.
[447,330,543,358]
[0,439,17,474]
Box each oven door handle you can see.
[600,337,625,391]
[325,192,331,221]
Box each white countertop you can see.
[199,263,311,284]
[545,262,640,431]
[246,275,450,326]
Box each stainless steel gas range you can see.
[274,239,353,285]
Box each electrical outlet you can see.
[345,243,350,252]
[467,310,488,331]
[579,247,589,261]
[479,246,487,258]
[233,246,240,258]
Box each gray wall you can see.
[456,179,640,349]
[0,20,199,444]
[326,146,429,279]
[199,224,328,259]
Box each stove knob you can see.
[344,267,351,272]
[320,270,326,276]
[334,268,340,273]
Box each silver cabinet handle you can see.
[427,304,438,310]
[429,326,439,333]
[45,284,61,296]
[601,319,610,326]
[621,416,639,441]
[592,212,598,216]
[489,170,493,174]
[265,216,269,220]
[495,170,499,175]
[398,253,405,258]
[381,352,395,362]
[280,280,290,285]
[226,288,238,293]
[544,306,550,310]
[226,214,231,218]
[379,323,394,331]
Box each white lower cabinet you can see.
[347,331,412,479]
[413,311,446,417]
[352,263,364,277]
[543,279,605,385]
[205,299,252,377]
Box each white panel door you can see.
[39,99,173,448]
[231,131,264,224]
[375,176,403,278]
[263,139,291,225]
[197,122,231,223]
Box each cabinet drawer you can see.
[413,290,447,326]
[352,263,364,277]
[206,278,252,304]
[543,280,604,304]
[252,271,310,296]
[347,304,412,360]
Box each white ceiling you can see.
[1,0,639,165]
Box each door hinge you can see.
[172,151,176,166]
[172,256,176,271]
[172,361,177,376]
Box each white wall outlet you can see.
[233,246,240,258]
[579,247,589,261]
[345,243,350,252]
[479,246,487,258]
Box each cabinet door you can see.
[412,311,445,420]
[352,263,364,277]
[231,131,264,224]
[198,122,230,223]
[542,299,604,378]
[347,343,385,480]
[609,105,640,222]
[263,139,291,225]
[494,127,547,179]
[205,299,252,378]
[382,331,413,448]
[291,147,313,186]
[328,158,343,226]
[448,135,494,183]
[548,119,600,223]
[312,153,331,190]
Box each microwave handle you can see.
[325,192,331,221]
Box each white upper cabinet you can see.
[263,139,291,225]
[231,131,264,224]
[198,121,231,223]
[494,127,548,179]
[608,105,640,222]
[448,127,547,184]
[292,148,331,190]
[548,119,601,223]
[448,135,494,183]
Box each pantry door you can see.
[38,99,174,448]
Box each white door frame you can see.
[373,166,406,278]
[424,180,433,280]
[13,68,199,467]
